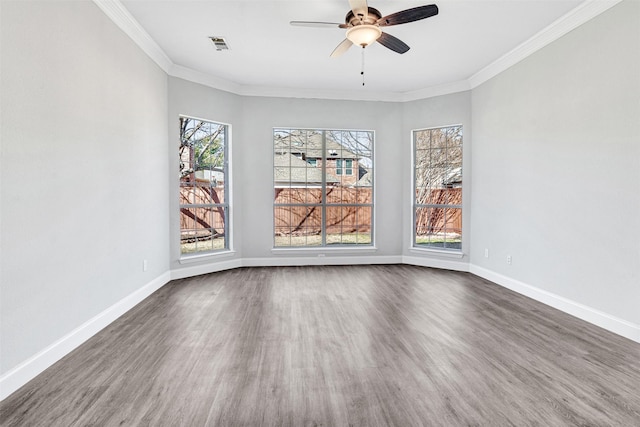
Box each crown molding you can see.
[95,0,621,102]
[92,0,172,73]
[169,64,243,95]
[236,85,405,103]
[401,80,471,102]
[468,0,623,89]
[167,65,405,102]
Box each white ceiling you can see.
[119,0,590,97]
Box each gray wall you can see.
[470,0,640,324]
[0,1,170,374]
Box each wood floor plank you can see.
[1,265,639,426]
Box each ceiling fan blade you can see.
[377,4,439,27]
[348,0,369,20]
[377,32,410,54]
[330,38,353,58]
[290,21,343,28]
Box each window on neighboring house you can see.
[413,125,462,251]
[179,116,229,255]
[274,128,374,247]
[336,159,353,175]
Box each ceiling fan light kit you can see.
[346,25,382,47]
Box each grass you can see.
[181,237,226,254]
[274,233,371,247]
[181,233,458,253]
[415,234,461,250]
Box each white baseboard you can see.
[170,253,401,279]
[171,258,243,280]
[0,271,171,401]
[403,255,470,272]
[242,255,403,267]
[469,264,640,344]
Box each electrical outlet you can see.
[484,248,489,258]
[143,259,148,272]
[507,255,512,265]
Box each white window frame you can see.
[412,124,463,253]
[273,128,374,248]
[179,115,231,257]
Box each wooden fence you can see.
[180,185,460,238]
[415,188,462,235]
[180,183,226,236]
[274,187,372,236]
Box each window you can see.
[179,116,229,255]
[274,129,373,247]
[413,125,462,251]
[336,159,353,175]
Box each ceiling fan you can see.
[290,0,439,57]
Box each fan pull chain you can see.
[361,46,365,86]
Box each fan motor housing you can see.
[345,7,382,26]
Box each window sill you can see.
[272,246,378,256]
[408,247,464,259]
[179,250,236,264]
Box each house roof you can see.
[443,167,462,186]
[355,171,373,188]
[274,132,360,160]
[274,153,338,184]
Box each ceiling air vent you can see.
[209,37,230,51]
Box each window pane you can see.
[447,146,463,164]
[212,207,226,235]
[180,185,197,205]
[325,185,342,204]
[306,188,322,205]
[180,207,197,231]
[325,205,371,246]
[430,149,447,167]
[197,237,214,253]
[274,205,322,247]
[415,133,429,150]
[355,206,372,241]
[274,206,293,232]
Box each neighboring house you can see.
[355,170,373,187]
[443,167,462,188]
[194,170,224,186]
[274,132,364,187]
[274,153,339,187]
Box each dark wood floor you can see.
[2,265,639,426]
